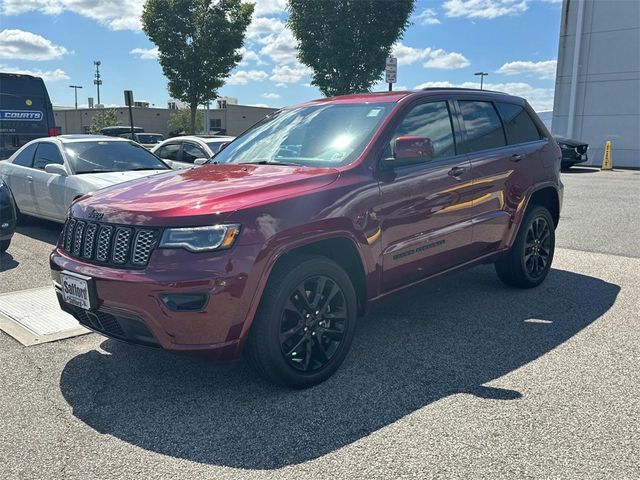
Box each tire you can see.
[495,205,555,289]
[245,254,358,389]
[0,239,10,253]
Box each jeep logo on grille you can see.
[88,210,104,220]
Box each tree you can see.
[142,0,253,133]
[287,0,415,96]
[169,108,204,134]
[89,109,119,134]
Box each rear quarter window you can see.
[496,102,542,145]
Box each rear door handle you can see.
[448,166,466,177]
[511,154,523,162]
[26,175,33,182]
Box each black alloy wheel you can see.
[524,216,552,278]
[279,275,348,372]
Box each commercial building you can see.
[54,103,278,137]
[552,0,639,168]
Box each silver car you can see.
[151,135,235,169]
[0,135,170,223]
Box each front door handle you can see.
[511,154,523,162]
[448,166,466,177]
[26,175,33,183]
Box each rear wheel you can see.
[0,239,10,253]
[245,254,357,388]
[495,205,555,288]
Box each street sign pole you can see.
[385,57,397,92]
[124,90,135,138]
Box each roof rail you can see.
[421,87,507,94]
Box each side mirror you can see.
[193,158,208,166]
[393,136,434,161]
[217,142,229,152]
[44,163,68,176]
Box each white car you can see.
[151,135,235,169]
[0,135,171,223]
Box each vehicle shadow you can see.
[0,252,19,272]
[16,216,61,245]
[59,265,619,469]
[561,166,600,174]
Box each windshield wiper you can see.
[238,160,301,166]
[129,167,166,171]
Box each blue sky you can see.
[0,0,562,111]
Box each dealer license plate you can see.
[61,273,93,310]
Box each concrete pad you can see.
[0,286,89,346]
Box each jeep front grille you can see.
[60,217,160,269]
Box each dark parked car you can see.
[554,135,588,169]
[0,177,17,253]
[51,88,563,388]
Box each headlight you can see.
[558,143,571,149]
[159,224,241,252]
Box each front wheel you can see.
[495,205,555,288]
[245,254,357,388]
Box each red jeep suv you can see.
[51,89,563,388]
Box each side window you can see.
[390,101,456,162]
[12,143,38,167]
[183,143,207,163]
[156,143,180,161]
[459,101,506,152]
[33,143,64,170]
[496,102,542,145]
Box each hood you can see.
[72,163,340,226]
[78,169,169,190]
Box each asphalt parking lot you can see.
[1,168,639,479]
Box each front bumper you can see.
[0,186,17,241]
[50,243,265,360]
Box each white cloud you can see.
[226,69,269,85]
[270,64,310,84]
[424,50,471,69]
[0,29,67,60]
[414,80,554,111]
[392,43,470,69]
[248,103,270,108]
[260,27,299,65]
[254,0,287,15]
[261,92,281,99]
[496,60,557,80]
[443,0,527,19]
[247,16,285,39]
[130,47,159,60]
[415,8,441,25]
[237,47,264,66]
[0,64,69,82]
[1,0,145,31]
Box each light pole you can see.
[474,71,488,90]
[69,85,83,109]
[93,60,102,105]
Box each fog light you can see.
[160,293,208,312]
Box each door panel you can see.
[375,99,476,292]
[31,143,68,221]
[377,159,475,291]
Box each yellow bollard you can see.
[602,140,613,170]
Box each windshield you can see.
[65,141,169,174]
[211,103,393,167]
[137,134,164,144]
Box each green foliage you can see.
[287,0,415,96]
[142,0,254,133]
[89,109,119,134]
[169,108,204,134]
